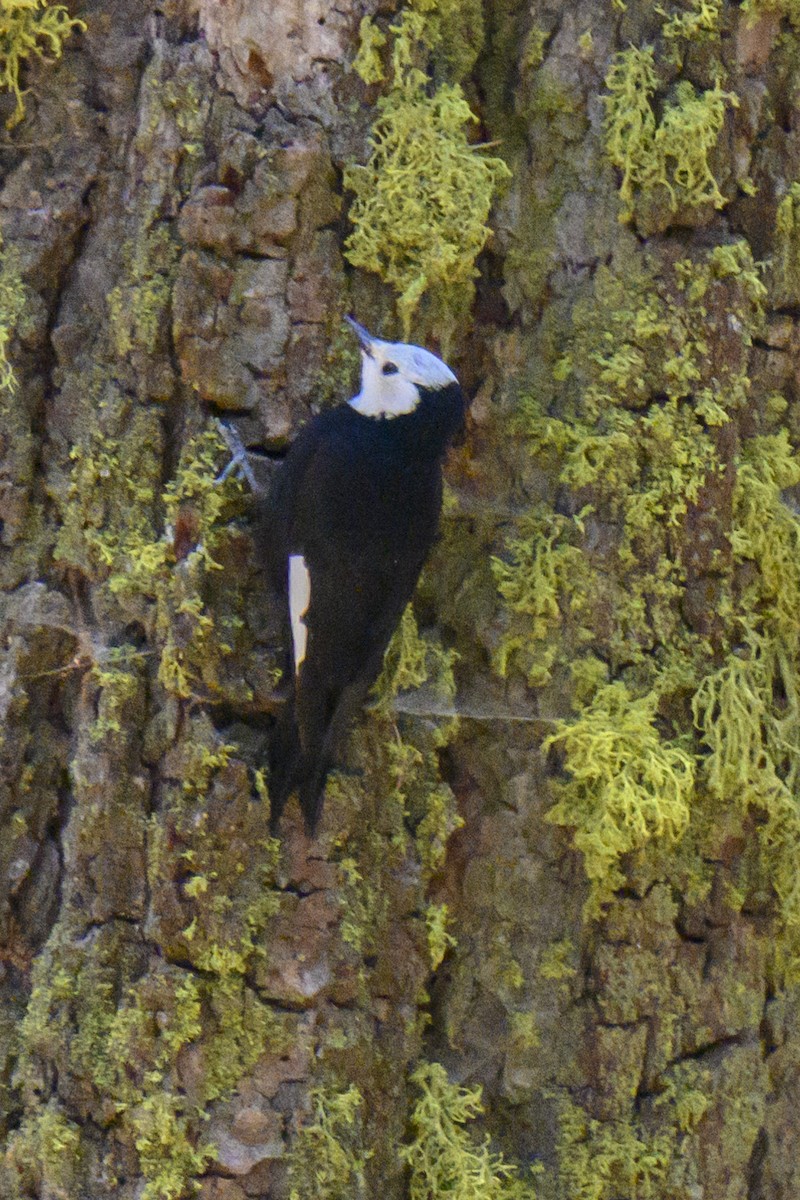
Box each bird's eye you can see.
[382,362,399,375]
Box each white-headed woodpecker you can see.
[260,317,464,834]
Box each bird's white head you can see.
[345,316,458,419]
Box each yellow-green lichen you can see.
[107,225,180,358]
[6,1099,81,1199]
[337,855,375,957]
[400,1062,531,1199]
[508,1008,540,1053]
[653,1063,711,1134]
[53,397,163,578]
[345,3,509,339]
[417,779,463,876]
[152,717,281,976]
[0,0,84,127]
[287,1084,370,1200]
[96,976,213,1200]
[521,25,548,72]
[550,1054,716,1200]
[12,711,284,1200]
[133,1093,214,1200]
[742,0,800,26]
[425,901,456,970]
[375,604,458,711]
[497,217,800,981]
[132,60,208,196]
[691,431,800,975]
[56,416,249,705]
[659,0,721,43]
[0,239,26,393]
[538,939,578,982]
[17,955,186,1198]
[492,509,593,686]
[15,921,282,1197]
[544,683,694,912]
[772,182,800,306]
[353,0,484,89]
[554,1097,672,1200]
[503,241,765,680]
[352,15,387,84]
[603,44,737,221]
[368,603,464,937]
[416,0,485,84]
[89,646,145,742]
[319,694,462,1002]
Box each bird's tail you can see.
[267,703,304,833]
[270,661,385,835]
[267,700,333,836]
[298,760,330,835]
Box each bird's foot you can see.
[216,419,259,491]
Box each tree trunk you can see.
[1,0,799,1198]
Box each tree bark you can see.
[1,1,799,1198]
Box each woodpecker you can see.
[259,316,464,835]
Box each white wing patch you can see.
[288,554,311,672]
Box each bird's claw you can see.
[216,419,259,491]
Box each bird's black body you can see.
[260,378,464,834]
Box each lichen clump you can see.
[741,0,800,25]
[603,45,736,220]
[661,0,721,41]
[497,240,766,683]
[691,432,800,965]
[773,182,800,306]
[400,1062,528,1200]
[287,1085,370,1200]
[554,1084,712,1200]
[0,238,26,392]
[11,733,284,1200]
[346,3,509,338]
[55,421,248,704]
[375,603,458,710]
[492,510,591,686]
[545,683,694,909]
[0,0,85,127]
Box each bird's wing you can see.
[256,412,384,665]
[289,436,398,666]
[253,419,324,594]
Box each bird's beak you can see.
[345,315,375,358]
